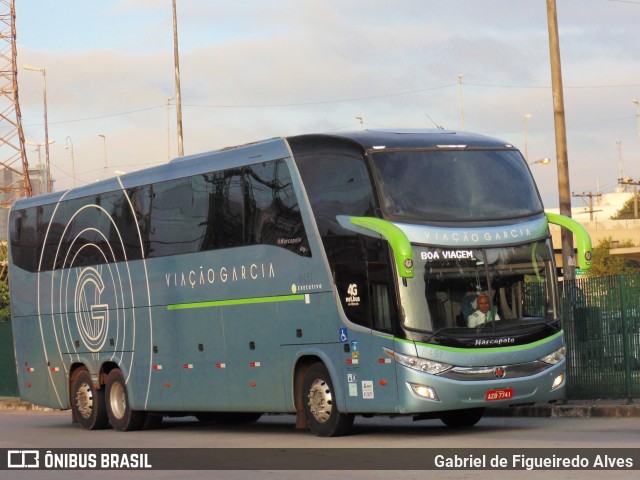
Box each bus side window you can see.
[148,177,197,257]
[245,160,310,256]
[214,169,245,249]
[121,186,151,260]
[38,203,63,271]
[9,208,37,272]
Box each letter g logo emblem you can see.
[74,267,110,352]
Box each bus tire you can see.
[302,363,354,437]
[105,369,147,431]
[439,407,485,428]
[71,368,109,430]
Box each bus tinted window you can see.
[295,150,376,236]
[149,177,201,257]
[8,208,37,273]
[38,203,61,271]
[9,158,309,273]
[246,161,309,254]
[371,149,543,222]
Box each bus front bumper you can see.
[396,360,566,414]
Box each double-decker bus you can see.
[8,129,591,436]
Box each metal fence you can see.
[562,273,640,401]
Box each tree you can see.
[0,242,9,321]
[611,195,639,219]
[0,280,9,322]
[588,237,639,277]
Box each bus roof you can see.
[287,129,515,151]
[11,129,515,211]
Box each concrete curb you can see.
[487,402,640,418]
[0,397,54,412]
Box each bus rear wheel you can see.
[439,407,485,428]
[105,369,147,431]
[302,363,354,437]
[71,368,108,430]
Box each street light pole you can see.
[167,97,174,162]
[65,136,76,187]
[172,0,184,157]
[523,113,533,163]
[457,74,465,131]
[633,100,640,168]
[98,134,108,178]
[23,64,51,193]
[25,140,54,195]
[546,0,575,280]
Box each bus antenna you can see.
[425,113,444,130]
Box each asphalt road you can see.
[1,410,638,479]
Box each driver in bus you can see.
[467,294,500,327]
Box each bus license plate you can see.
[485,388,514,401]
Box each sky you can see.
[11,0,640,208]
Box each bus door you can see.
[334,260,399,412]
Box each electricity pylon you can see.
[0,0,31,210]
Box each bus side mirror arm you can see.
[336,216,414,278]
[546,212,592,271]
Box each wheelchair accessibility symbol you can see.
[339,328,348,343]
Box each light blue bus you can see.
[8,129,591,436]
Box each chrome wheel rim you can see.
[75,382,93,419]
[307,378,332,423]
[109,381,126,420]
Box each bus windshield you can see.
[370,149,543,222]
[400,241,558,338]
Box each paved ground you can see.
[1,396,638,417]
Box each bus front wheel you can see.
[105,369,147,431]
[70,368,109,430]
[302,363,354,437]
[439,407,485,428]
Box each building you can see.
[548,190,640,271]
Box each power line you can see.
[572,192,603,221]
[15,80,640,128]
[466,82,640,90]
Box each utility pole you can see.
[572,192,602,221]
[172,0,184,157]
[618,178,640,219]
[546,0,575,280]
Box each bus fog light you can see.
[410,383,439,400]
[551,374,564,390]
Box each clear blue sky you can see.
[13,0,640,208]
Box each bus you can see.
[8,129,591,436]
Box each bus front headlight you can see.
[538,346,566,365]
[384,348,452,375]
